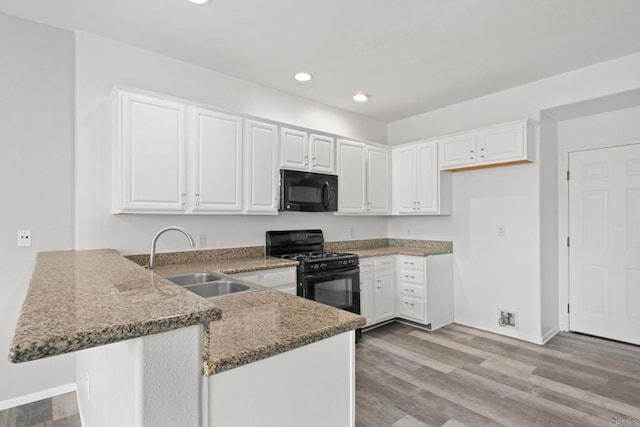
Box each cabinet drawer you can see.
[398,295,425,322]
[399,269,424,284]
[397,256,424,271]
[399,283,425,299]
[359,259,374,273]
[262,269,296,287]
[374,257,394,270]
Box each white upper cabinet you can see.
[392,141,451,215]
[280,127,309,170]
[337,139,367,213]
[281,128,335,174]
[439,119,535,171]
[477,122,526,163]
[337,139,390,214]
[190,107,243,213]
[366,145,390,213]
[309,134,335,173]
[112,88,247,214]
[439,132,477,170]
[113,90,187,213]
[244,119,279,214]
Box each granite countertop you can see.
[202,288,364,375]
[151,256,298,277]
[8,250,221,363]
[152,262,365,375]
[345,246,453,258]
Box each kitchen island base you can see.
[205,330,355,427]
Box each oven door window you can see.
[302,268,360,314]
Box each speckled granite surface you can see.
[152,256,298,277]
[8,250,221,363]
[201,288,365,375]
[326,239,453,258]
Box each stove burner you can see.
[280,251,353,262]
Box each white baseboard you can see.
[542,327,560,344]
[454,320,545,345]
[0,383,77,411]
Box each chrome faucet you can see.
[149,226,195,269]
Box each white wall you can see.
[388,53,640,343]
[0,13,76,402]
[74,32,388,255]
[556,104,640,331]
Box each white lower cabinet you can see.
[359,257,395,325]
[361,253,453,331]
[232,267,297,295]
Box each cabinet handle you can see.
[404,301,408,305]
[410,303,415,307]
[470,149,475,153]
[181,193,186,207]
[376,279,382,283]
[195,193,200,207]
[304,155,309,166]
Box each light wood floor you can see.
[356,322,640,427]
[0,392,81,427]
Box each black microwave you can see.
[279,169,338,212]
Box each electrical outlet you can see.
[198,235,207,248]
[17,230,32,247]
[497,225,506,237]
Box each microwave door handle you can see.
[322,181,330,209]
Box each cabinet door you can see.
[374,270,394,322]
[310,134,335,173]
[337,139,366,213]
[439,132,477,170]
[191,108,242,212]
[244,120,278,214]
[118,91,186,212]
[477,122,525,163]
[280,127,308,170]
[366,146,390,213]
[359,272,374,326]
[392,146,417,213]
[416,142,438,213]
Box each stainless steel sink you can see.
[165,272,223,286]
[183,281,258,299]
[165,272,262,299]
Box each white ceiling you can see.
[2,0,640,122]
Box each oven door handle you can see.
[304,267,360,279]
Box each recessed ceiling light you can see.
[353,93,369,102]
[294,72,313,82]
[189,0,208,4]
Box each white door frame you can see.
[558,140,640,332]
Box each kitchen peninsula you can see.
[8,249,365,427]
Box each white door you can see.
[191,108,242,212]
[366,146,390,213]
[416,142,438,213]
[569,144,640,344]
[392,146,417,213]
[280,127,308,170]
[120,92,186,212]
[374,270,394,322]
[309,134,335,173]
[336,139,366,213]
[477,122,525,164]
[244,120,278,214]
[359,272,374,326]
[439,132,477,170]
